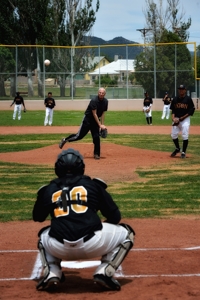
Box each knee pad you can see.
[105,223,135,277]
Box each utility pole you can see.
[136,28,151,51]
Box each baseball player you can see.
[59,87,108,160]
[161,92,171,119]
[10,92,26,120]
[143,91,153,125]
[32,148,134,291]
[44,92,56,126]
[170,84,195,158]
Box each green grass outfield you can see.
[0,110,200,126]
[0,110,200,222]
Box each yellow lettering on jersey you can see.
[71,186,88,213]
[51,186,88,218]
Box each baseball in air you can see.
[44,59,50,66]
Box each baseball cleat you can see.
[36,276,60,290]
[170,148,180,157]
[93,274,121,291]
[36,273,65,290]
[94,154,100,160]
[59,138,66,149]
[181,152,186,158]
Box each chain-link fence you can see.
[0,42,199,100]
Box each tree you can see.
[95,74,118,87]
[143,0,191,43]
[134,30,194,97]
[0,47,15,96]
[65,0,100,96]
[135,0,193,96]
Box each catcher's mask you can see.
[55,148,85,177]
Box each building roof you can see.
[84,56,107,69]
[89,59,135,75]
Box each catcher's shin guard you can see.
[104,224,135,277]
[36,240,64,290]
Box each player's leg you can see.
[92,223,135,290]
[181,119,190,158]
[170,125,181,156]
[44,108,49,126]
[49,109,53,125]
[36,228,64,290]
[13,105,17,120]
[91,124,101,159]
[161,106,165,119]
[166,105,170,119]
[59,117,90,149]
[18,105,22,120]
[148,110,152,125]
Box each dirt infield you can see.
[0,125,200,299]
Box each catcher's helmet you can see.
[55,148,85,177]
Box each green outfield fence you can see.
[0,42,199,100]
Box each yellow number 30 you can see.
[52,186,88,218]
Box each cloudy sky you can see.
[92,0,200,49]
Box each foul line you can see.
[1,246,200,281]
[1,246,200,254]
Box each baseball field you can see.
[0,106,200,299]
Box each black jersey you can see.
[13,95,24,105]
[85,96,108,119]
[170,95,195,118]
[143,96,153,107]
[163,97,171,105]
[44,97,56,109]
[33,175,120,242]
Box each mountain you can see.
[88,36,143,60]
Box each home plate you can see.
[61,260,100,269]
[61,260,123,276]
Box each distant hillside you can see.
[88,36,143,60]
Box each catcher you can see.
[32,148,135,291]
[59,87,108,160]
[170,84,195,158]
[143,91,153,125]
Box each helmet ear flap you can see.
[55,149,85,177]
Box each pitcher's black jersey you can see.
[85,96,108,119]
[33,175,120,242]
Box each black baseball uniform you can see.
[170,91,195,157]
[10,92,25,120]
[143,93,153,125]
[44,94,56,126]
[62,96,108,156]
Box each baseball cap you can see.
[178,84,186,90]
[165,92,168,94]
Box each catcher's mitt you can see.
[100,128,108,138]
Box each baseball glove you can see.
[172,117,179,126]
[100,128,108,138]
[145,108,150,113]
